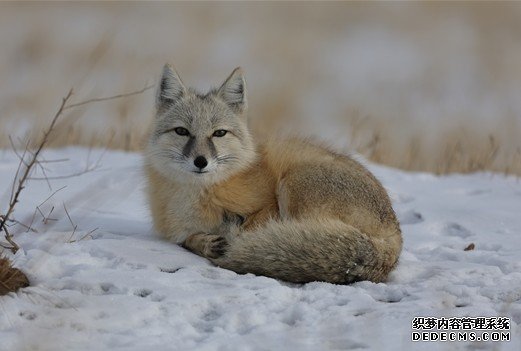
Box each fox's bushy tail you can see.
[212,218,402,284]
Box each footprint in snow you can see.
[444,223,474,238]
[100,282,127,295]
[134,288,152,298]
[19,311,37,320]
[160,267,182,273]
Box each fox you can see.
[144,64,402,284]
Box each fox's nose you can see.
[194,156,208,169]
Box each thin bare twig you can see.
[1,88,72,251]
[2,83,152,252]
[6,219,37,233]
[1,89,73,243]
[8,136,30,168]
[9,140,30,206]
[29,137,110,181]
[37,186,68,210]
[63,203,77,243]
[27,186,67,232]
[63,202,97,243]
[27,164,101,181]
[37,158,70,164]
[0,218,18,252]
[64,84,153,110]
[36,162,53,191]
[35,207,46,222]
[0,243,15,251]
[69,227,98,243]
[43,206,57,224]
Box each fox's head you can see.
[146,65,256,184]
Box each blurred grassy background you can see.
[1,2,520,175]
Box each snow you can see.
[1,147,520,350]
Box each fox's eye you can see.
[213,130,228,137]
[174,127,190,136]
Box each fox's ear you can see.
[156,64,186,110]
[218,67,247,114]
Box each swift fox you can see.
[145,64,402,284]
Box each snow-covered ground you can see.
[0,147,520,350]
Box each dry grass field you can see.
[1,2,520,176]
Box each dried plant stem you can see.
[64,84,153,110]
[1,84,153,253]
[0,90,73,252]
[0,219,18,252]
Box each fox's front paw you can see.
[204,235,228,259]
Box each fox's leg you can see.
[183,214,243,258]
[183,233,227,259]
[185,205,279,260]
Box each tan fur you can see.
[0,256,29,295]
[145,66,402,284]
